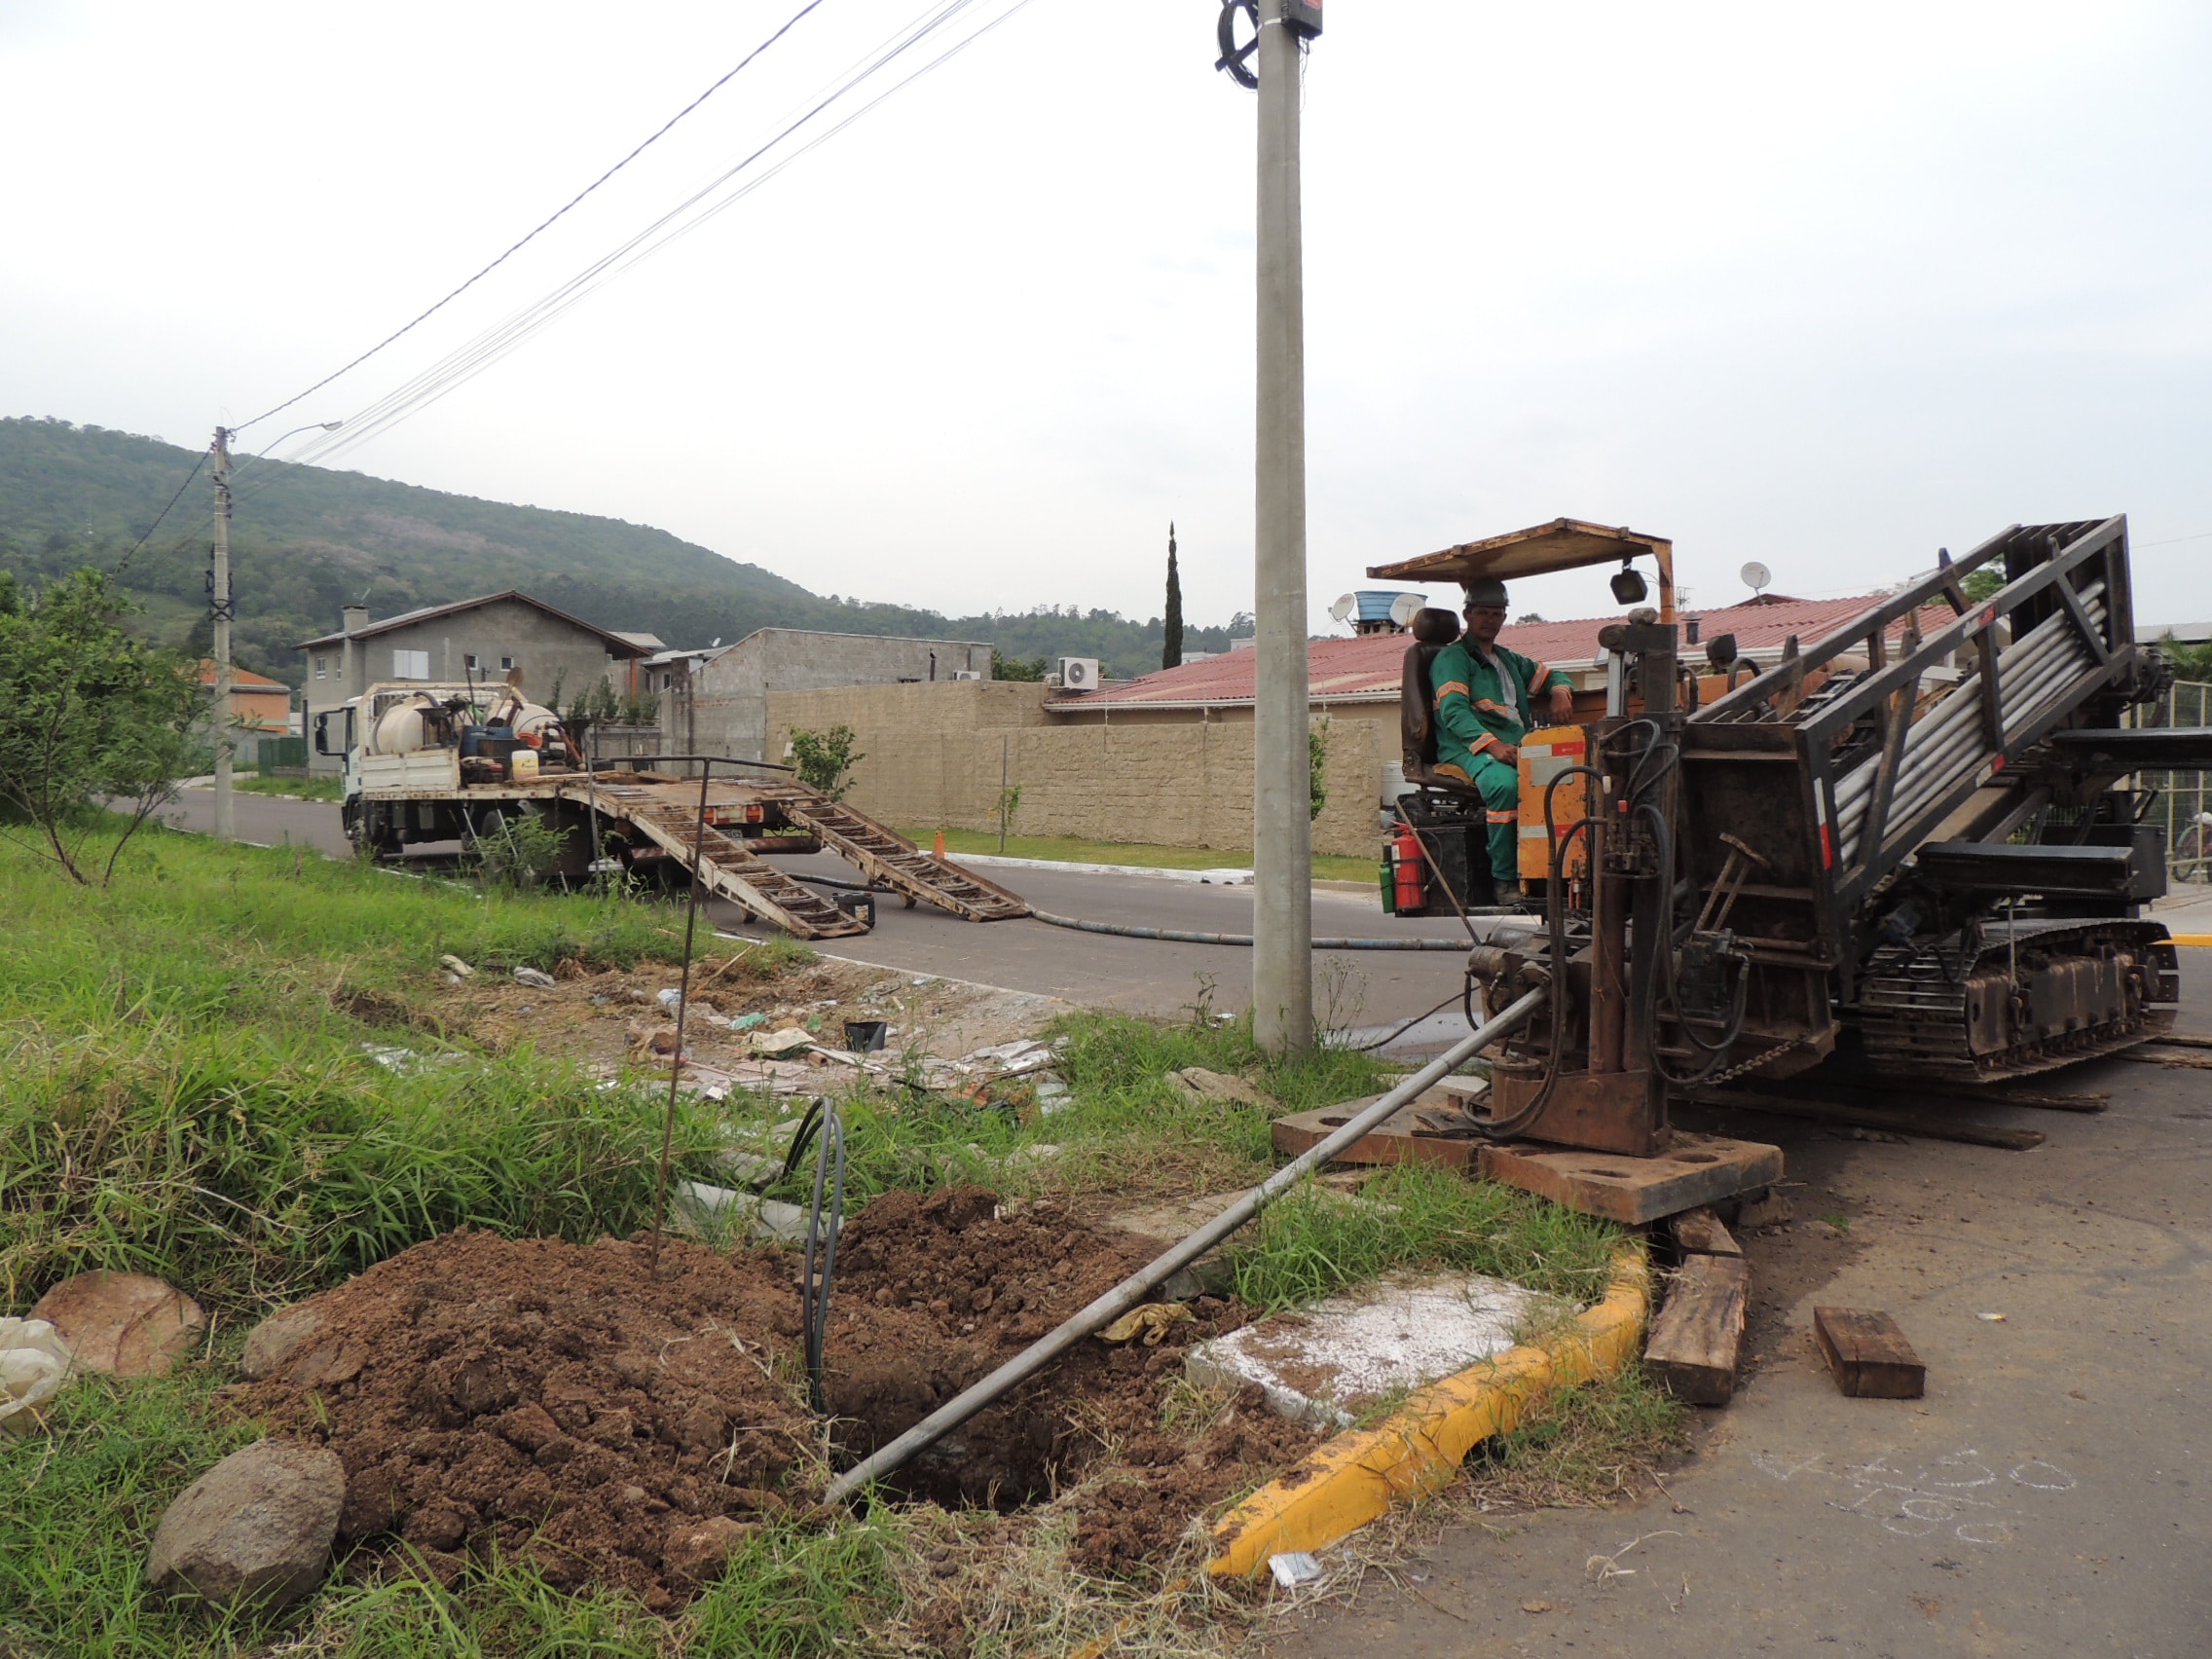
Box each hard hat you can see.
[1463,578,1508,610]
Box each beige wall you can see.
[766,682,1393,859]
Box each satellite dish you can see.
[1329,593,1356,624]
[1388,592,1424,628]
[1741,561,1773,597]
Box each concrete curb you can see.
[946,852,1253,884]
[2172,935,2212,947]
[1204,1241,1651,1579]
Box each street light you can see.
[209,419,343,842]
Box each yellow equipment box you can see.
[1518,725,1591,882]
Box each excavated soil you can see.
[235,1192,1321,1600]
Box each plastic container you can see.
[509,749,539,780]
[843,1019,889,1052]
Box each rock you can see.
[1167,1066,1272,1110]
[662,1515,756,1584]
[438,954,474,977]
[146,1441,347,1611]
[239,1305,325,1381]
[30,1272,204,1379]
[512,966,558,990]
[1736,1191,1793,1229]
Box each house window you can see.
[464,653,481,673]
[313,656,327,681]
[500,656,517,673]
[392,648,430,680]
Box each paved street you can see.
[159,786,1472,1043]
[1263,957,2212,1659]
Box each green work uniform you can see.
[1430,638,1574,882]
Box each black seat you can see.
[1400,608,1486,800]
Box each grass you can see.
[0,820,1644,1655]
[913,825,1379,884]
[232,773,348,801]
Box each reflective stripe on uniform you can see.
[1432,680,1470,709]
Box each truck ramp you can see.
[607,792,869,940]
[766,789,1031,922]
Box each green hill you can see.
[0,418,1243,688]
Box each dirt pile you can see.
[234,1231,816,1607]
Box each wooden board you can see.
[1671,1205,1742,1257]
[1645,1253,1749,1406]
[1478,1133,1784,1225]
[1812,1307,1925,1399]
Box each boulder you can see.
[30,1272,204,1378]
[240,1305,366,1388]
[662,1515,756,1585]
[146,1440,347,1611]
[1167,1066,1272,1111]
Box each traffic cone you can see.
[934,830,946,859]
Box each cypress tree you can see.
[1162,522,1184,670]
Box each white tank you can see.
[366,698,440,756]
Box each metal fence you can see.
[2129,680,2211,884]
[255,736,309,777]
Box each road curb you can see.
[1205,1242,1651,1579]
[2171,934,2212,947]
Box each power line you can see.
[231,0,832,438]
[285,0,1034,472]
[113,448,208,574]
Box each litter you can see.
[438,954,474,977]
[0,1317,75,1435]
[1269,1552,1323,1588]
[512,966,557,990]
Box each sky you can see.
[4,0,2209,637]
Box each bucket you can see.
[835,891,877,931]
[843,1019,888,1052]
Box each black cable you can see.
[799,1096,846,1415]
[233,0,832,437]
[112,450,208,574]
[1352,988,1466,1051]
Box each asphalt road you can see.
[1263,958,2212,1659]
[159,787,1474,1045]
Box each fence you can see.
[2129,680,2210,885]
[255,736,309,778]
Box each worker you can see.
[1428,579,1576,895]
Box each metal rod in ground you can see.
[648,758,716,1266]
[820,985,1549,1506]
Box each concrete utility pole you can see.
[1251,0,1311,1052]
[209,425,236,843]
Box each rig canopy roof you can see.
[1368,517,1677,618]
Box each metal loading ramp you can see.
[594,786,869,940]
[764,789,1032,922]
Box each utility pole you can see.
[210,425,236,842]
[1248,0,1316,1051]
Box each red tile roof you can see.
[1054,594,1948,711]
[196,660,289,690]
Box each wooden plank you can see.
[1679,1088,2045,1151]
[1670,1206,1741,1257]
[1812,1307,1925,1399]
[1645,1253,1749,1405]
[2118,1047,2212,1071]
[1478,1134,1784,1226]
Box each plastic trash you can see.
[512,966,557,990]
[0,1318,75,1435]
[1269,1551,1323,1588]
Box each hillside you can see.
[0,418,1242,687]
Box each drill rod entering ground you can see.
[821,986,1550,1505]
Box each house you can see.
[294,592,653,774]
[194,660,292,751]
[652,628,992,766]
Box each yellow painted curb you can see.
[2171,934,2212,947]
[1205,1242,1651,1579]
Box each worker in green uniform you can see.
[1429,579,1577,894]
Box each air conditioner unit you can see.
[952,670,981,681]
[1058,656,1100,692]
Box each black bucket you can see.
[835,891,877,930]
[843,1019,888,1052]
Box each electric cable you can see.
[284,0,1030,472]
[798,1095,846,1416]
[232,0,832,438]
[112,449,208,574]
[1351,988,1466,1052]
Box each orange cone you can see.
[934,830,946,858]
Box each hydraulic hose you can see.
[819,984,1549,1506]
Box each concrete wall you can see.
[301,598,639,774]
[657,630,992,766]
[765,682,1394,859]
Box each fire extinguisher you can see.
[1391,823,1427,915]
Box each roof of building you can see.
[196,660,289,690]
[611,630,667,650]
[294,590,655,656]
[1051,592,1950,711]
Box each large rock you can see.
[239,1305,366,1386]
[30,1272,204,1378]
[1167,1067,1272,1110]
[146,1440,347,1611]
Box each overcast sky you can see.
[4,1,2208,635]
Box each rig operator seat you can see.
[1399,607,1488,801]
